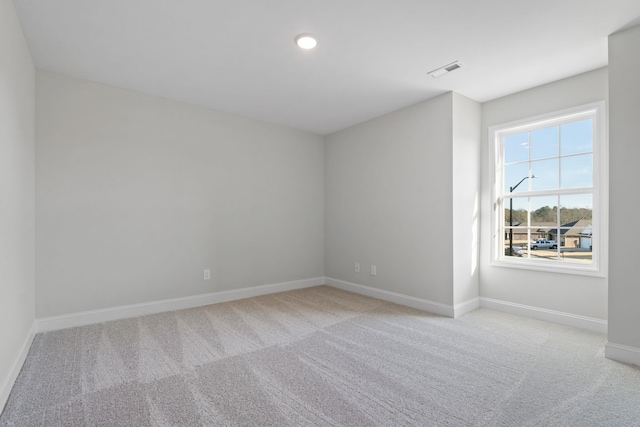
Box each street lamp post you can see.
[509,175,535,256]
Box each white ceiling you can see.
[13,0,640,135]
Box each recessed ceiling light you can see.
[427,61,462,78]
[295,34,317,50]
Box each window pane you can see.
[530,126,558,160]
[557,194,593,262]
[561,154,592,189]
[560,119,593,156]
[561,251,592,263]
[504,132,529,163]
[504,197,528,256]
[525,196,560,261]
[560,194,592,225]
[555,228,593,263]
[504,163,530,193]
[504,197,528,226]
[530,158,559,191]
[525,221,560,260]
[529,196,558,229]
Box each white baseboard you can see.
[37,277,324,333]
[605,342,640,367]
[454,297,480,317]
[479,297,608,334]
[1,320,37,412]
[324,277,455,317]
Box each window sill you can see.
[491,257,605,277]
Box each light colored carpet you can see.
[2,285,639,426]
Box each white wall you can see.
[480,68,608,321]
[452,93,481,306]
[608,25,640,354]
[36,70,325,318]
[0,0,36,408]
[325,92,480,309]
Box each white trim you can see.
[496,106,599,135]
[454,297,480,317]
[1,321,37,412]
[37,277,324,332]
[488,101,607,277]
[324,277,455,317]
[605,342,640,367]
[490,257,604,277]
[479,297,607,333]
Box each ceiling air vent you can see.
[427,61,462,78]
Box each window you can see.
[490,102,605,275]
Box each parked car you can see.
[505,247,523,257]
[530,239,557,250]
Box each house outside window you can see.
[490,102,606,276]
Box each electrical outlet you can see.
[370,265,376,276]
[204,269,211,280]
[355,262,360,273]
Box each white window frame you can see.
[489,101,607,276]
